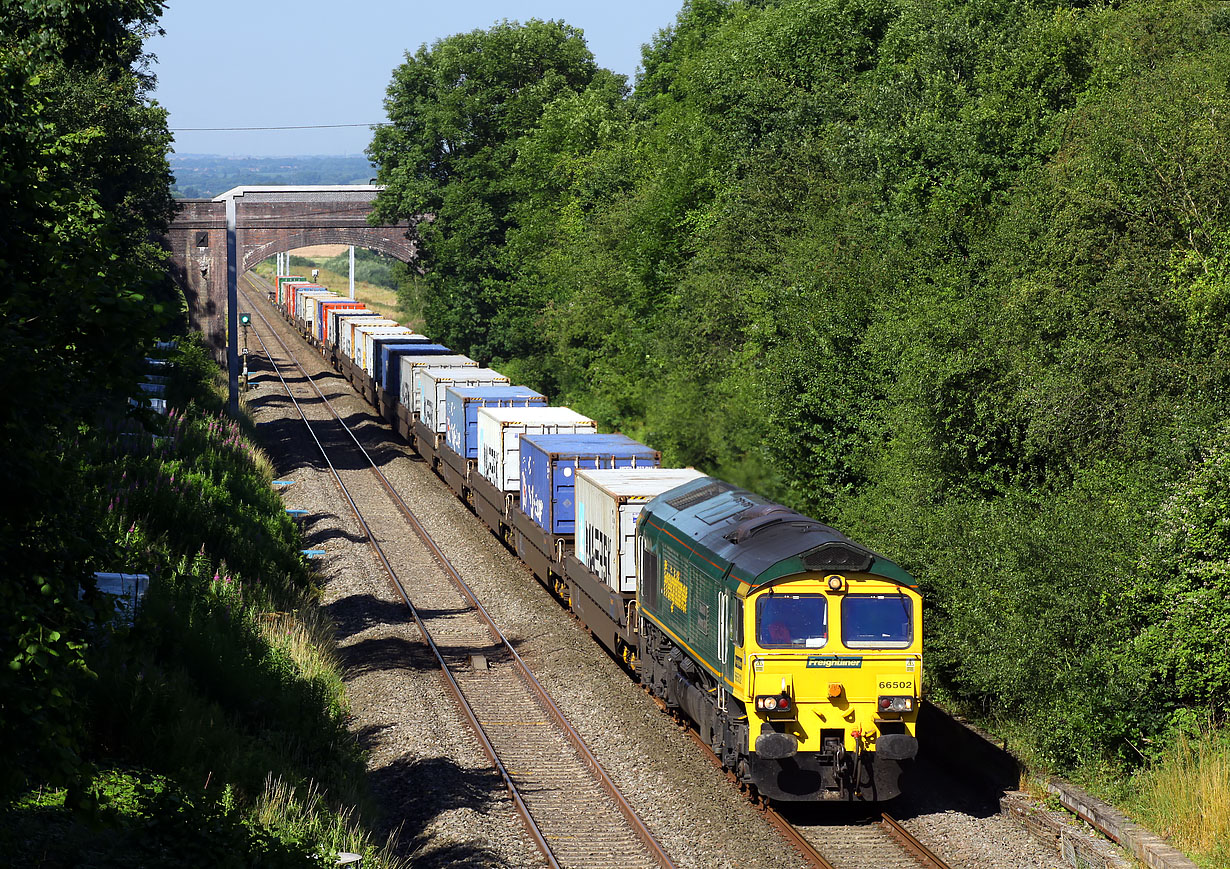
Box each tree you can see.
[0,0,176,796]
[368,19,603,361]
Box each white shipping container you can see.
[398,355,477,412]
[576,468,705,593]
[295,290,334,326]
[334,312,378,357]
[354,325,415,376]
[297,290,335,328]
[417,367,509,433]
[476,407,597,493]
[329,309,377,347]
[343,317,398,361]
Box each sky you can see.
[149,1,683,157]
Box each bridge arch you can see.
[244,229,417,273]
[164,185,418,357]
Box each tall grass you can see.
[255,775,408,869]
[257,608,348,720]
[1128,729,1230,868]
[9,333,404,863]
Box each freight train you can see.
[268,274,921,801]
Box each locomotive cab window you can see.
[756,594,827,648]
[841,593,913,648]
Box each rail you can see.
[242,276,674,869]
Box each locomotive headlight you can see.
[755,694,793,714]
[877,695,915,714]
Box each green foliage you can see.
[0,334,388,862]
[0,769,328,868]
[368,18,609,362]
[0,0,177,797]
[0,3,395,860]
[315,248,399,291]
[1137,425,1230,719]
[367,0,1230,776]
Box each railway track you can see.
[241,272,960,869]
[787,811,951,869]
[669,700,954,869]
[239,276,673,869]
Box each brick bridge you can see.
[164,186,416,354]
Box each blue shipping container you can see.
[445,386,547,460]
[379,343,452,395]
[519,433,661,535]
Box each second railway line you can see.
[241,278,672,869]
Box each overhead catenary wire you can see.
[170,122,391,131]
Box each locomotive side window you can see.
[841,593,912,648]
[756,594,827,648]
[641,547,659,609]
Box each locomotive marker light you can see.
[877,695,915,714]
[754,694,793,713]
[826,574,846,592]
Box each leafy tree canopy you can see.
[367,0,1230,768]
[0,0,177,795]
[369,18,608,360]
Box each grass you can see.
[1126,729,1230,869]
[0,333,406,867]
[254,775,407,867]
[952,704,1230,869]
[2,767,407,868]
[257,608,347,718]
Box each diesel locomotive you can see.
[636,477,920,801]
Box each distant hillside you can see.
[170,154,376,199]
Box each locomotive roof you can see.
[642,476,915,589]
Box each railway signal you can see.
[239,312,251,390]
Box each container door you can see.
[553,463,577,534]
[500,425,520,492]
[618,502,640,592]
[422,380,436,431]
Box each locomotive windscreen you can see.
[841,593,913,648]
[756,594,828,648]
